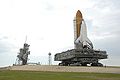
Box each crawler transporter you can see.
[54,10,108,66]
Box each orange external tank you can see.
[76,10,83,38]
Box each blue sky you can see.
[0,0,120,67]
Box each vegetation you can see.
[0,70,120,80]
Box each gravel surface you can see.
[9,65,120,74]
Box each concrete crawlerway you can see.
[9,65,120,74]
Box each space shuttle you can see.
[74,10,93,49]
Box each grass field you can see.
[0,70,120,80]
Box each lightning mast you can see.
[48,52,52,65]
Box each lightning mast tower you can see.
[48,52,52,65]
